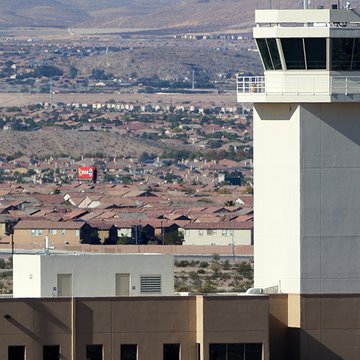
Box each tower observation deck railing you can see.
[237,75,360,97]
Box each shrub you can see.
[212,253,220,262]
[0,271,12,278]
[222,260,231,270]
[189,271,199,280]
[177,260,190,267]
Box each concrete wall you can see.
[299,294,360,360]
[13,254,174,298]
[0,296,269,360]
[254,102,360,294]
[183,228,252,246]
[13,255,42,298]
[268,294,360,360]
[268,295,289,360]
[300,103,360,293]
[254,103,301,293]
[201,296,269,360]
[0,243,254,256]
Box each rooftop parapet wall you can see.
[255,9,360,25]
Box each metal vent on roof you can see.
[140,275,162,293]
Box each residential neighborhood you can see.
[0,181,253,251]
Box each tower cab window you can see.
[332,38,360,70]
[256,39,282,70]
[281,38,326,70]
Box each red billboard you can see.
[78,166,96,181]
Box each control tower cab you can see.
[238,8,360,102]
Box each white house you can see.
[13,253,174,298]
[181,222,253,246]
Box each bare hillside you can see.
[0,130,165,158]
[1,0,359,31]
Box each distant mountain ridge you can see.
[1,0,360,31]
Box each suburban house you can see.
[13,220,97,246]
[181,221,253,246]
[88,220,118,244]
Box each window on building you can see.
[256,38,282,70]
[163,344,180,360]
[8,346,25,360]
[75,229,80,236]
[305,38,326,69]
[196,343,200,360]
[207,229,214,235]
[185,229,190,237]
[140,275,161,294]
[209,343,262,360]
[51,229,57,235]
[352,39,360,70]
[199,230,203,236]
[332,38,353,70]
[32,229,42,236]
[266,38,282,70]
[61,229,66,236]
[121,344,137,360]
[331,38,360,70]
[281,38,305,69]
[43,345,60,360]
[86,345,103,360]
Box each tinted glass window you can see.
[209,343,262,360]
[8,346,25,360]
[209,344,226,360]
[305,38,326,69]
[163,344,180,360]
[267,39,282,70]
[121,345,137,360]
[256,39,273,70]
[43,345,60,360]
[244,343,262,360]
[228,344,245,360]
[332,38,353,70]
[352,39,360,70]
[86,345,103,360]
[281,38,305,69]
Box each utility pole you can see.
[49,78,53,106]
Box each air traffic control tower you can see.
[238,9,360,359]
[238,8,360,295]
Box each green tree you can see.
[164,230,184,245]
[69,66,78,79]
[35,65,63,77]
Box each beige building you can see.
[181,222,253,246]
[0,295,268,360]
[13,220,95,246]
[13,253,174,298]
